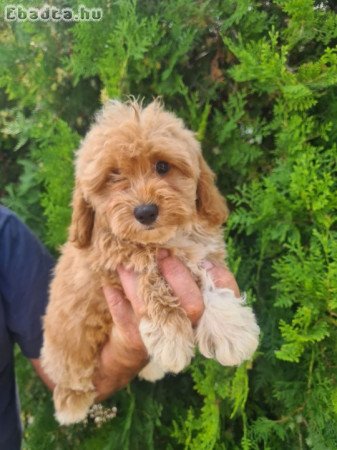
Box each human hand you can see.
[157,250,240,323]
[93,251,240,400]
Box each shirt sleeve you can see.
[0,208,54,359]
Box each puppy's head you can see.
[69,100,228,248]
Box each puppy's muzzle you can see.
[134,203,159,225]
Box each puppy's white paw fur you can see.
[139,360,166,382]
[196,288,260,366]
[54,385,96,425]
[139,317,194,374]
[56,408,88,426]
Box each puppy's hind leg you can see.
[42,301,111,425]
[42,347,98,425]
[54,384,96,425]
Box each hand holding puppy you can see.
[94,252,240,401]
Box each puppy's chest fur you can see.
[89,226,226,289]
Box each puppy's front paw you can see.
[53,384,96,425]
[196,289,260,366]
[138,360,166,382]
[139,315,194,374]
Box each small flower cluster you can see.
[84,404,117,428]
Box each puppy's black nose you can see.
[134,204,159,225]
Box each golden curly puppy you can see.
[41,100,259,425]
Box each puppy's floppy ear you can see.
[197,155,229,226]
[69,181,95,248]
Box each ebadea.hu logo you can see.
[4,4,103,22]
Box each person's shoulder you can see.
[0,205,54,269]
[0,205,18,228]
[0,205,15,219]
[0,205,23,233]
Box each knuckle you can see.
[185,299,204,324]
[135,303,147,318]
[161,257,183,279]
[106,290,124,308]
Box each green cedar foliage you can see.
[1,0,337,448]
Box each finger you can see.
[102,285,136,330]
[116,266,146,319]
[201,261,241,297]
[102,285,146,355]
[158,255,204,325]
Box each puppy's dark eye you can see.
[109,168,126,184]
[155,161,170,175]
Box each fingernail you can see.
[200,260,214,270]
[157,249,170,260]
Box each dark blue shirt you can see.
[0,206,54,450]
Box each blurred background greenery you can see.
[1,0,337,448]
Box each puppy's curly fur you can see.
[41,100,260,425]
